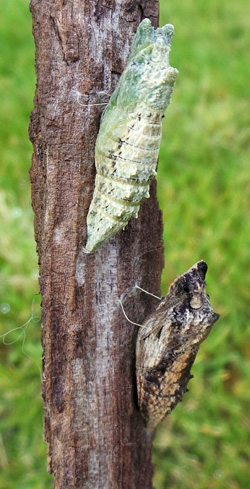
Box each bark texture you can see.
[29,1,163,488]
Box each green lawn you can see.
[0,2,51,487]
[0,1,249,488]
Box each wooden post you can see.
[29,1,163,487]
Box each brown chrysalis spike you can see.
[136,261,219,430]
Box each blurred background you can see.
[0,0,249,488]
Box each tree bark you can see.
[29,1,163,488]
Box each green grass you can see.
[0,1,51,487]
[0,0,249,488]
[154,2,250,488]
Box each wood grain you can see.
[29,1,162,487]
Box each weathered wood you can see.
[29,1,162,488]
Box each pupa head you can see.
[116,19,178,111]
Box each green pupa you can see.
[85,19,178,253]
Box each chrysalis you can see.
[136,261,219,430]
[84,19,178,253]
